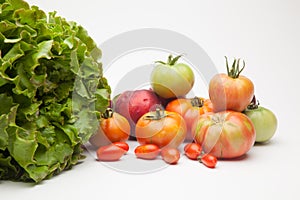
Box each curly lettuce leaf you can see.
[0,0,110,182]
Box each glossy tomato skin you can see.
[184,143,202,160]
[244,106,277,143]
[89,111,130,148]
[161,148,180,164]
[134,144,160,160]
[166,97,213,141]
[96,144,126,161]
[135,110,187,148]
[193,111,256,159]
[209,73,254,112]
[200,154,217,168]
[113,142,129,152]
[151,56,194,99]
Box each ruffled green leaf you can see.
[0,0,111,183]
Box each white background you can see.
[1,0,300,199]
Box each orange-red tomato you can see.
[134,144,160,160]
[96,144,126,161]
[166,97,213,141]
[135,109,187,148]
[89,109,130,148]
[200,154,217,168]
[209,57,254,112]
[192,111,256,159]
[161,148,180,164]
[113,142,129,152]
[184,143,202,160]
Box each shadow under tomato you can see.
[218,154,250,162]
[254,139,277,146]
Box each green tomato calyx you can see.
[225,56,245,78]
[155,54,183,66]
[191,97,204,107]
[144,107,168,120]
[247,95,259,110]
[101,108,114,119]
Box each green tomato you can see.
[151,55,195,99]
[244,105,277,143]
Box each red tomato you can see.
[166,97,213,141]
[96,144,126,161]
[135,108,187,148]
[113,142,129,152]
[161,148,180,164]
[192,111,256,159]
[200,154,217,168]
[89,108,130,148]
[184,143,202,160]
[134,144,160,160]
[209,57,254,112]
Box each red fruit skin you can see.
[134,144,160,160]
[161,148,180,164]
[96,144,126,161]
[114,89,162,138]
[200,154,217,168]
[184,143,202,160]
[113,142,129,152]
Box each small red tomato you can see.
[113,142,129,152]
[199,154,217,168]
[161,148,180,164]
[96,144,126,161]
[184,143,202,160]
[134,144,160,160]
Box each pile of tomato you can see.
[89,55,277,169]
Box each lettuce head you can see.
[0,0,111,182]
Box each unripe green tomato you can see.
[151,55,195,99]
[244,106,277,143]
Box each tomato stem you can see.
[225,56,245,78]
[155,54,183,66]
[191,97,204,107]
[247,95,259,110]
[144,107,167,120]
[101,108,114,119]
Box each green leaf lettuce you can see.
[0,0,111,182]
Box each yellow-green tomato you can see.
[244,106,277,143]
[151,55,195,99]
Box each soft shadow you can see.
[218,154,250,162]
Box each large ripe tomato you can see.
[244,97,277,143]
[135,108,187,148]
[209,57,254,112]
[89,108,130,148]
[166,97,213,141]
[151,54,195,99]
[192,111,256,159]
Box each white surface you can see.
[1,0,300,200]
